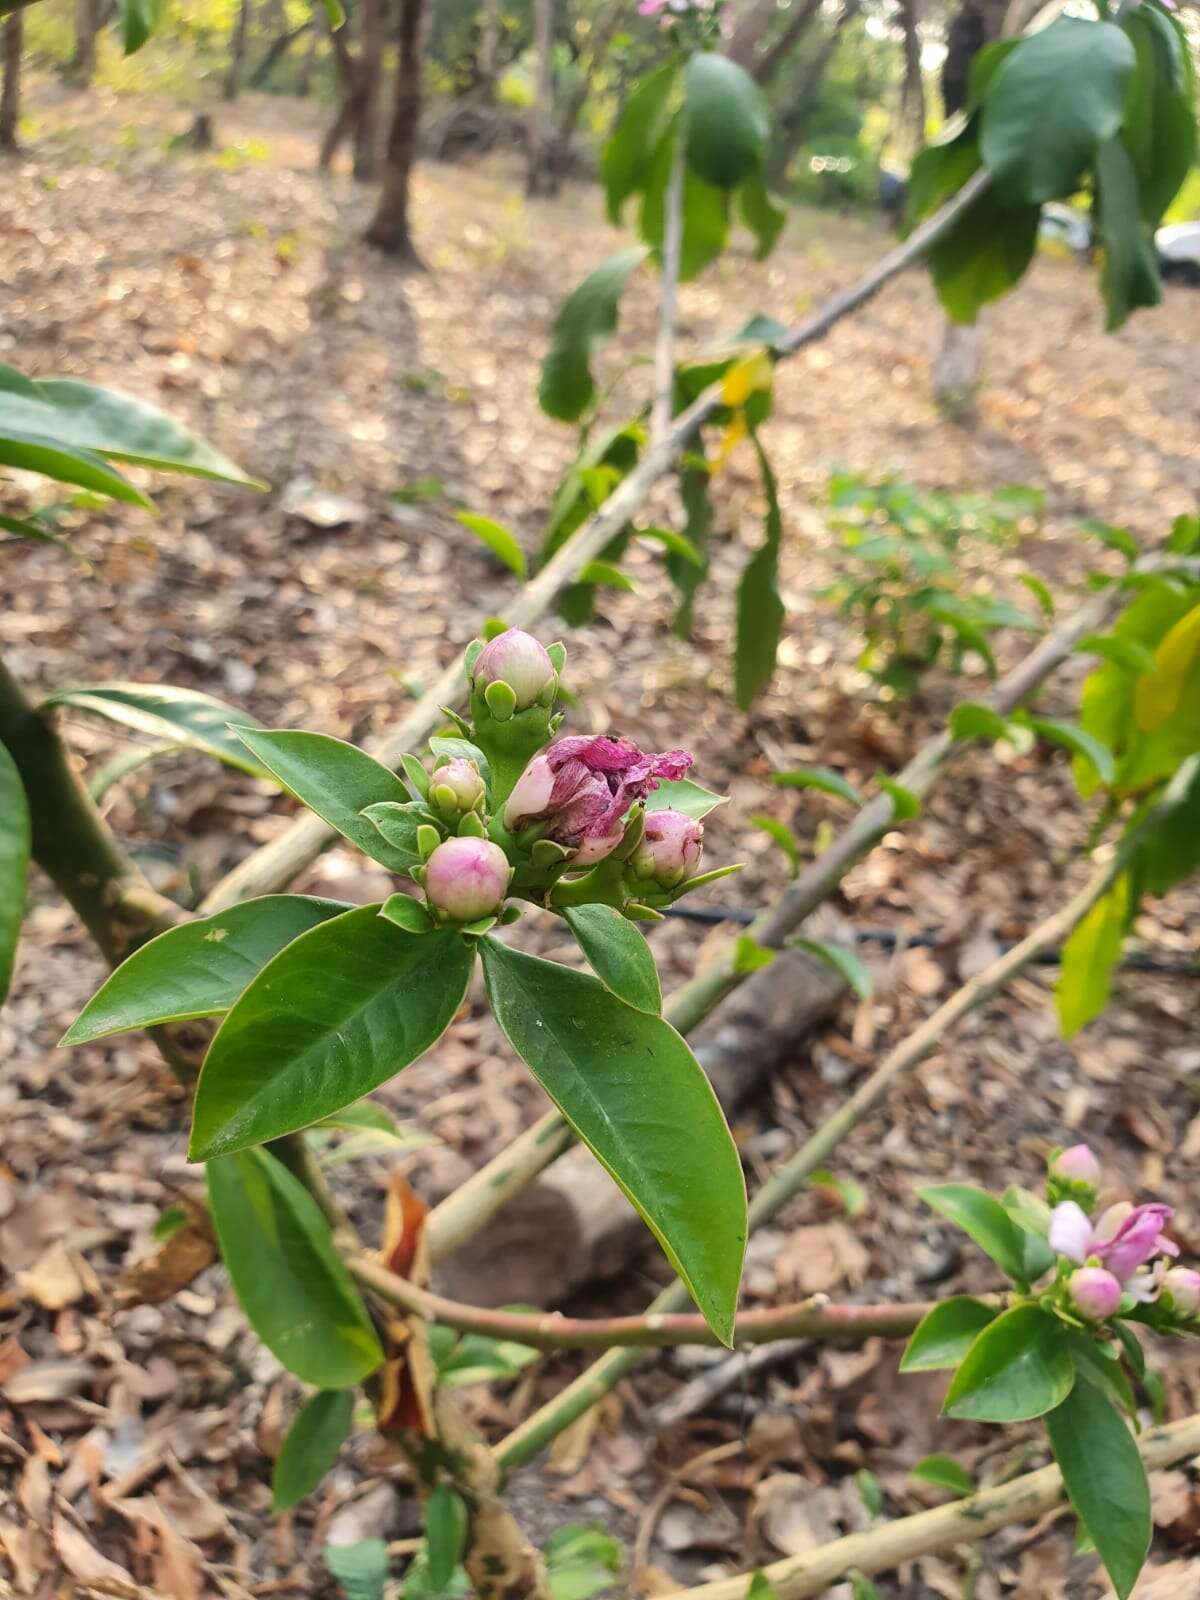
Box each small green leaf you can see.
[602,57,681,224]
[850,1574,880,1600]
[1056,872,1131,1037]
[911,1454,974,1497]
[733,934,775,974]
[639,525,704,568]
[734,438,784,710]
[1082,518,1140,562]
[61,896,349,1043]
[877,774,921,821]
[454,513,526,578]
[321,0,346,28]
[920,1183,1029,1284]
[738,170,786,258]
[152,1204,189,1243]
[361,801,431,865]
[208,1149,382,1387]
[1000,1185,1056,1284]
[538,249,649,423]
[1045,1376,1151,1599]
[430,1322,539,1389]
[927,187,1040,325]
[544,1524,622,1600]
[855,1469,883,1517]
[683,52,768,189]
[1019,573,1056,619]
[771,766,862,806]
[1074,633,1157,674]
[1095,138,1162,331]
[900,1297,999,1372]
[790,938,872,1000]
[324,1540,388,1600]
[750,815,798,877]
[43,684,269,778]
[564,905,661,1014]
[647,778,726,819]
[273,1389,355,1511]
[944,1304,1074,1422]
[0,744,30,1006]
[746,1575,778,1600]
[577,560,635,592]
[0,432,151,506]
[806,1169,866,1217]
[378,892,434,934]
[1025,717,1116,787]
[426,1484,469,1593]
[949,703,1010,742]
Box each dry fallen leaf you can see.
[17,1240,88,1310]
[52,1505,136,1586]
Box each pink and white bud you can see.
[473,629,555,710]
[630,809,704,889]
[1068,1266,1122,1322]
[1164,1267,1200,1318]
[424,837,510,922]
[431,757,486,817]
[1052,1144,1101,1188]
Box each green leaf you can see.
[0,743,30,1006]
[1000,1185,1056,1284]
[544,1525,622,1600]
[1069,1333,1138,1420]
[900,1296,999,1372]
[120,0,163,52]
[324,1540,389,1600]
[479,939,746,1346]
[1019,573,1056,619]
[733,934,774,974]
[683,52,768,188]
[855,1469,883,1518]
[738,170,786,258]
[911,1454,974,1497]
[1045,1376,1151,1599]
[207,1149,382,1386]
[905,124,982,231]
[639,525,703,568]
[273,1389,355,1511]
[602,57,681,224]
[430,1323,539,1389]
[640,123,730,282]
[61,894,350,1044]
[734,438,784,710]
[564,905,661,1014]
[850,1576,879,1600]
[920,1183,1029,1284]
[1094,138,1162,331]
[426,1484,468,1593]
[928,188,1041,324]
[41,683,269,778]
[232,728,421,872]
[1119,9,1196,225]
[538,248,649,423]
[877,774,921,821]
[772,766,862,806]
[944,1304,1075,1422]
[750,815,798,877]
[790,938,872,1001]
[360,802,431,866]
[0,431,152,506]
[152,1205,189,1242]
[378,891,435,934]
[647,778,726,819]
[980,18,1136,203]
[1025,717,1116,787]
[746,1576,778,1600]
[0,511,68,544]
[949,702,1010,742]
[1074,634,1157,674]
[577,560,635,592]
[189,910,474,1159]
[1082,518,1140,561]
[1134,757,1200,894]
[1056,872,1131,1037]
[454,513,526,578]
[321,0,346,27]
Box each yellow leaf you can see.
[709,412,747,474]
[1135,605,1200,731]
[720,350,773,408]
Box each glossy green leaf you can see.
[920,1183,1029,1284]
[734,438,784,710]
[454,512,526,577]
[911,1454,974,1497]
[647,778,726,819]
[1056,872,1131,1037]
[683,52,768,189]
[378,891,435,934]
[479,938,746,1345]
[190,910,474,1158]
[877,775,921,821]
[944,1304,1074,1422]
[1045,1376,1151,1599]
[949,702,1010,742]
[1069,1333,1138,1420]
[1074,634,1157,675]
[577,560,635,592]
[738,170,786,258]
[638,525,703,568]
[750,815,798,877]
[360,802,431,867]
[232,727,420,872]
[0,431,151,505]
[1025,716,1116,787]
[538,248,649,423]
[0,743,30,1005]
[928,188,1040,324]
[905,124,981,231]
[273,1389,355,1511]
[42,683,268,778]
[207,1148,382,1386]
[1000,1185,1056,1284]
[900,1296,999,1372]
[324,1540,389,1600]
[1119,9,1196,226]
[1095,138,1162,331]
[426,1484,469,1593]
[733,934,774,974]
[61,894,350,1044]
[564,905,661,1014]
[429,1321,539,1389]
[602,57,681,223]
[980,18,1136,203]
[791,938,872,1000]
[772,766,862,806]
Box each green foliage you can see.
[543,1525,622,1600]
[0,743,30,1007]
[273,1389,355,1511]
[325,1540,389,1600]
[910,1455,974,1497]
[43,683,270,779]
[790,938,873,1001]
[734,436,785,710]
[900,1297,999,1372]
[425,1484,469,1594]
[943,1304,1075,1423]
[427,1321,539,1389]
[772,766,862,806]
[538,248,649,423]
[1045,1378,1151,1599]
[919,1184,1031,1286]
[683,53,768,190]
[564,904,661,1013]
[479,937,747,1346]
[454,512,527,578]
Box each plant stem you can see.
[676,1411,1200,1599]
[491,840,1131,1473]
[651,132,685,448]
[199,167,995,915]
[349,1255,952,1348]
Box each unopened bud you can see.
[629,809,704,890]
[430,757,486,821]
[1068,1266,1122,1322]
[1164,1267,1200,1318]
[424,837,511,922]
[473,628,555,711]
[1052,1145,1101,1187]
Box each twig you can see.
[491,838,1133,1473]
[675,1412,1200,1599]
[199,167,995,914]
[649,1338,809,1431]
[651,133,686,448]
[348,1257,941,1348]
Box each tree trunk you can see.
[365,0,425,261]
[556,0,625,152]
[67,0,98,86]
[248,19,311,90]
[735,0,822,88]
[477,0,500,99]
[0,10,22,154]
[525,0,558,197]
[318,3,358,170]
[352,0,385,181]
[768,0,862,181]
[223,0,252,100]
[295,15,319,92]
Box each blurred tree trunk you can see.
[730,0,822,88]
[525,0,558,196]
[319,2,359,169]
[477,0,500,98]
[67,0,98,85]
[768,0,862,181]
[556,1,625,154]
[898,0,925,150]
[365,0,425,261]
[223,0,253,100]
[352,0,385,180]
[248,19,312,89]
[296,15,318,91]
[1,10,22,153]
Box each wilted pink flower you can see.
[1164,1266,1200,1317]
[430,757,486,818]
[630,809,704,889]
[638,0,667,12]
[1068,1266,1122,1322]
[473,629,555,710]
[504,736,692,866]
[1051,1144,1101,1187]
[1049,1199,1178,1283]
[424,837,510,921]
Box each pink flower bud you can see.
[1164,1267,1200,1318]
[1052,1144,1101,1187]
[473,629,555,710]
[430,757,486,817]
[1068,1266,1122,1322]
[424,837,510,922]
[630,809,704,889]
